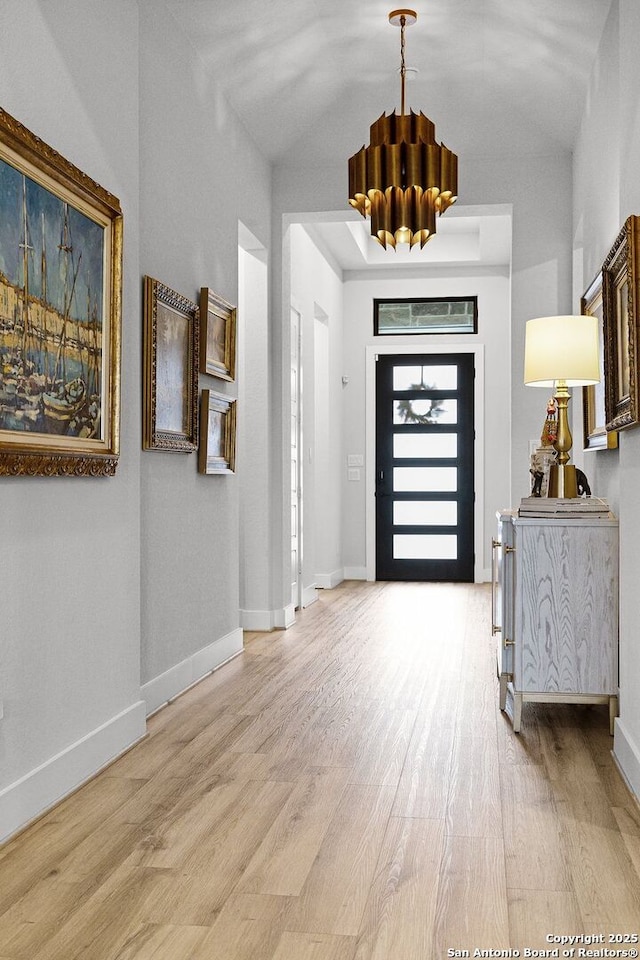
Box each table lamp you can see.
[524,315,600,497]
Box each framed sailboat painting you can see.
[0,108,122,476]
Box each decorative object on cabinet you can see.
[528,447,555,497]
[198,389,236,475]
[602,215,640,432]
[0,107,123,477]
[581,272,618,450]
[142,276,198,453]
[347,8,457,249]
[529,397,558,496]
[524,314,600,497]
[492,510,619,735]
[576,467,591,496]
[199,287,236,382]
[540,396,558,446]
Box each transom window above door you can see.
[374,297,478,335]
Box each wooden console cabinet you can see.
[491,510,619,733]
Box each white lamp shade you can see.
[524,315,600,387]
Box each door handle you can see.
[491,537,500,635]
[376,469,390,497]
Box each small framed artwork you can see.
[143,276,199,452]
[199,287,236,381]
[581,272,617,450]
[0,107,123,476]
[602,215,640,432]
[198,389,236,474]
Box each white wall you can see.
[138,0,271,699]
[341,267,511,580]
[238,236,272,630]
[0,0,145,841]
[289,224,344,597]
[573,0,640,799]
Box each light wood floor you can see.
[1,581,639,960]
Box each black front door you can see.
[375,353,475,582]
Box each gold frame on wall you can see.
[198,389,236,474]
[199,287,236,381]
[0,108,123,477]
[581,272,618,450]
[143,276,199,453]
[602,215,640,432]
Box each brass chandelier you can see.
[348,8,458,249]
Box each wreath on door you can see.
[396,382,445,424]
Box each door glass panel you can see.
[394,398,458,424]
[393,433,457,459]
[393,534,458,559]
[393,501,458,526]
[393,365,458,391]
[393,467,457,492]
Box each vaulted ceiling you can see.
[163,0,613,167]
[161,0,612,269]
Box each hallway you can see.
[1,580,639,959]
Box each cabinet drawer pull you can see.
[504,637,515,647]
[492,624,502,636]
[492,538,502,549]
[504,545,515,554]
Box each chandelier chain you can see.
[400,15,407,115]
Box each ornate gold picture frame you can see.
[602,215,640,432]
[581,272,617,450]
[0,108,123,476]
[143,276,199,452]
[198,389,236,474]
[199,287,236,381]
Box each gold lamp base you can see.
[546,380,580,498]
[548,463,578,499]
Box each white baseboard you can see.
[343,566,367,580]
[241,604,302,630]
[142,627,244,716]
[274,604,296,629]
[315,569,344,589]
[613,718,640,803]
[302,585,318,608]
[0,700,147,844]
[240,609,275,631]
